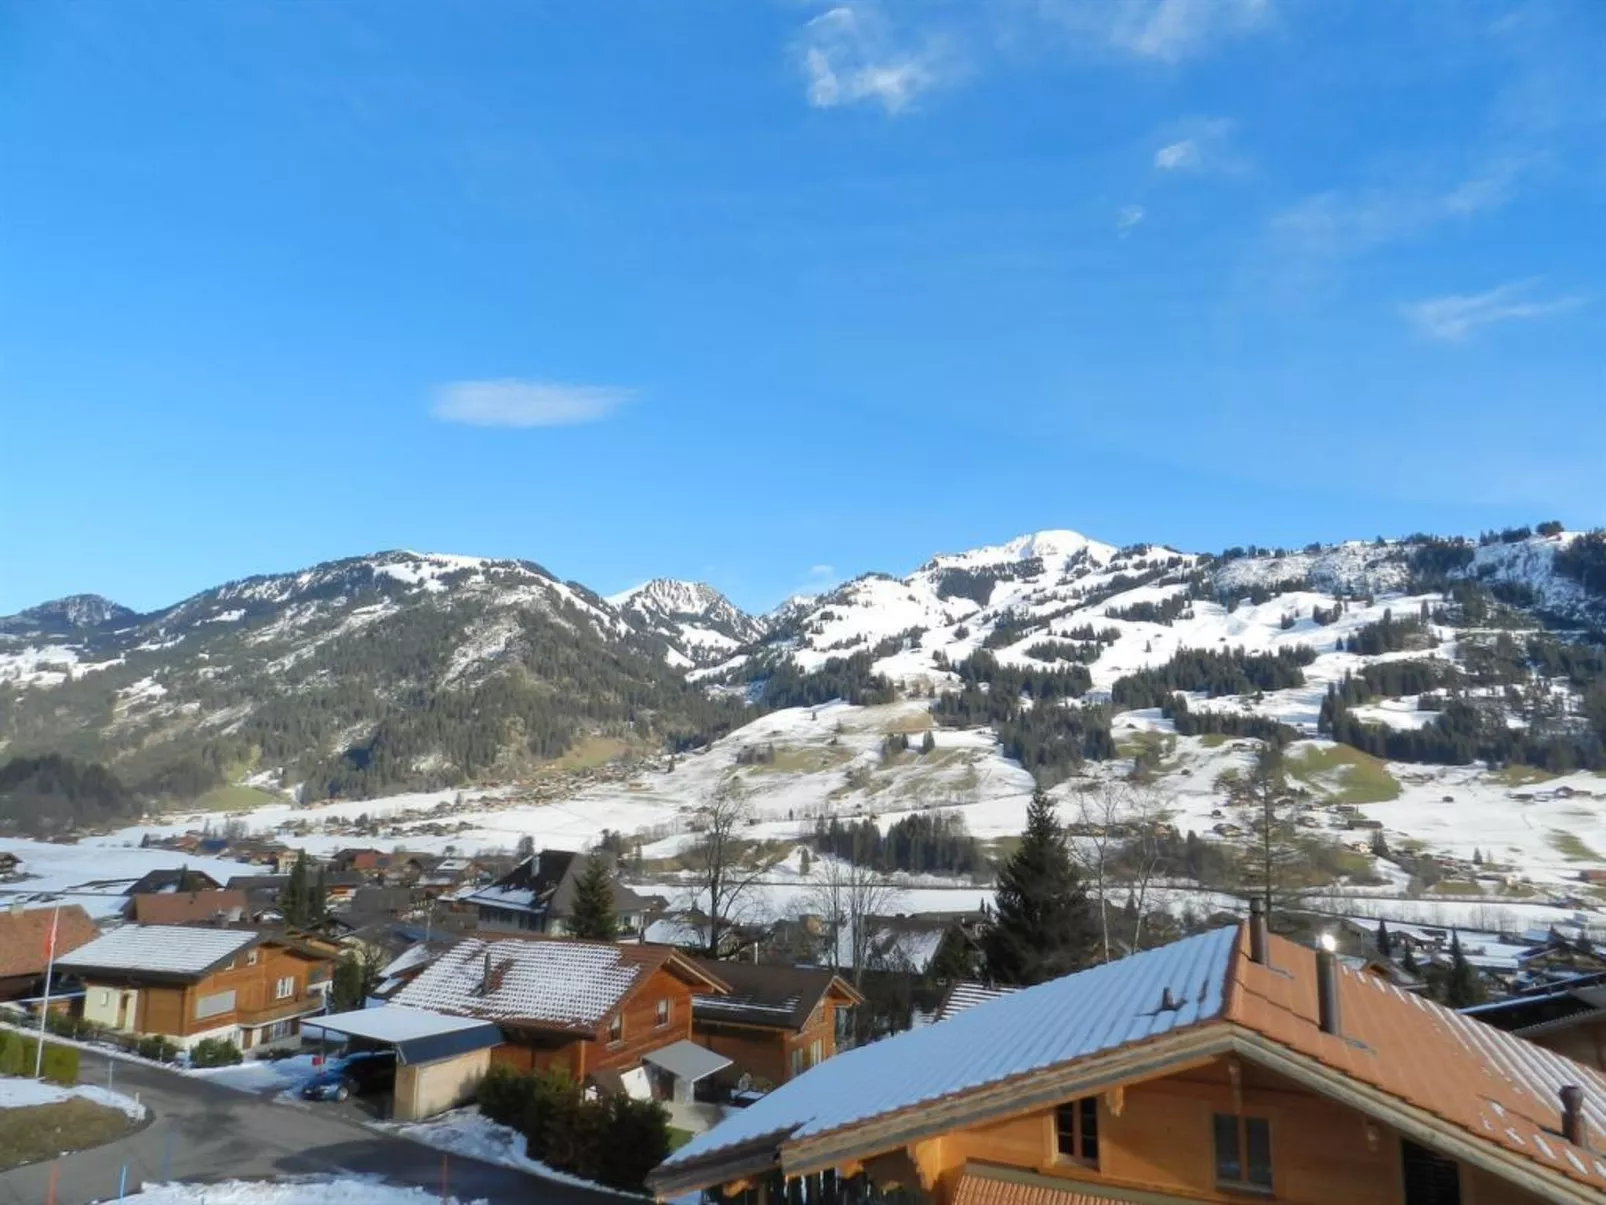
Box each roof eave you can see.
[1226,1029,1604,1205]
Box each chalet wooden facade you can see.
[651,912,1606,1205]
[691,960,864,1088]
[391,934,731,1097]
[56,924,337,1052]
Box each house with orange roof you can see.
[0,904,99,1003]
[650,902,1606,1205]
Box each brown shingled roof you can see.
[0,906,99,980]
[1230,929,1606,1196]
[129,889,248,925]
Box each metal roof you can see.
[642,1039,733,1083]
[664,925,1238,1170]
[309,1004,503,1065]
[55,924,257,977]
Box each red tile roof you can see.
[129,889,248,925]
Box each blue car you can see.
[300,1050,397,1102]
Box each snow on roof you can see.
[377,943,438,980]
[56,924,257,976]
[665,926,1238,1168]
[392,936,654,1029]
[312,1004,496,1044]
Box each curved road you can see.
[0,1047,623,1204]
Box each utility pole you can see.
[34,903,61,1079]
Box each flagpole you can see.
[35,903,60,1080]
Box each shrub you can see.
[0,1030,79,1083]
[136,1034,182,1063]
[190,1037,243,1068]
[475,1064,530,1129]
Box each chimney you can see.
[1561,1085,1586,1147]
[1161,986,1178,1011]
[1248,898,1267,965]
[1315,946,1341,1036]
[481,950,493,996]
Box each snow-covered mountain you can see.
[2,524,1600,813]
[606,579,765,667]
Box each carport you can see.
[312,1004,503,1121]
[641,1039,731,1104]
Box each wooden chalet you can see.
[464,849,654,937]
[56,924,338,1052]
[390,934,734,1098]
[651,907,1606,1205]
[691,959,864,1088]
[0,904,99,1002]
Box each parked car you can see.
[300,1050,397,1102]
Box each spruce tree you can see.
[279,851,310,928]
[569,855,619,941]
[982,788,1098,985]
[1375,919,1390,957]
[1444,932,1484,1008]
[1401,941,1418,974]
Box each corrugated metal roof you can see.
[55,924,255,976]
[665,925,1238,1169]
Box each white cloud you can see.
[1403,280,1585,342]
[1117,205,1146,235]
[431,379,634,428]
[799,5,954,114]
[1153,117,1242,173]
[1048,0,1273,64]
[1154,139,1198,170]
[807,564,836,579]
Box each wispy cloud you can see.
[798,4,956,114]
[1153,117,1243,173]
[431,379,634,428]
[1404,280,1585,342]
[1046,0,1274,64]
[1116,205,1146,235]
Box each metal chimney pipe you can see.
[1315,947,1341,1036]
[482,950,493,995]
[1561,1085,1586,1147]
[1249,898,1268,965]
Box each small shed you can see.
[312,1004,503,1120]
[642,1038,732,1104]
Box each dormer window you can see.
[1055,1098,1099,1166]
[608,1012,623,1044]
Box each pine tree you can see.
[921,730,936,755]
[982,788,1098,985]
[1375,919,1390,957]
[279,851,311,928]
[568,855,619,941]
[799,847,812,876]
[310,866,327,925]
[1444,932,1484,1008]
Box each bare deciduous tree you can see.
[1072,780,1173,960]
[686,778,766,956]
[801,855,903,987]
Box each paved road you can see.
[0,1048,620,1204]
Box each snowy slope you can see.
[607,578,764,665]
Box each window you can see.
[1055,1098,1100,1165]
[195,989,236,1019]
[246,950,259,966]
[1214,1114,1272,1192]
[789,1047,805,1078]
[656,999,671,1027]
[99,990,111,1007]
[808,1039,824,1067]
[264,1019,298,1042]
[274,976,295,1000]
[608,1012,623,1044]
[1401,1140,1461,1205]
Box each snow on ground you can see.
[112,1178,487,1205]
[378,1107,640,1198]
[0,839,258,919]
[0,1074,148,1118]
[186,1055,318,1096]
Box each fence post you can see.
[118,1163,128,1200]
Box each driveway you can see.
[0,1047,622,1205]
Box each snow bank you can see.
[377,1107,641,1198]
[114,1178,486,1205]
[185,1054,318,1095]
[0,1074,148,1119]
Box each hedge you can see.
[0,1029,81,1084]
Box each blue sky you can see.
[2,0,1602,616]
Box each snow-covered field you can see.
[0,1074,147,1119]
[110,1178,487,1205]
